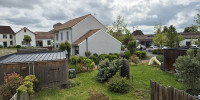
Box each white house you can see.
[35,32,53,47]
[0,26,16,47]
[15,27,36,47]
[51,14,122,56]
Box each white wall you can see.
[72,15,107,43]
[36,39,53,47]
[54,29,72,48]
[78,30,121,56]
[179,39,198,46]
[15,28,36,46]
[0,34,15,47]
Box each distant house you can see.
[51,14,121,56]
[35,32,53,47]
[15,27,36,47]
[0,26,15,47]
[133,30,200,47]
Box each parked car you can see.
[147,46,158,52]
[137,44,146,50]
[162,46,168,49]
[190,45,199,49]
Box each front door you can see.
[3,41,7,47]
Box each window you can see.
[47,40,51,45]
[56,44,59,48]
[67,32,69,40]
[10,41,13,45]
[186,41,191,46]
[56,34,58,40]
[10,35,12,39]
[61,32,63,40]
[3,34,7,39]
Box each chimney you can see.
[53,22,62,29]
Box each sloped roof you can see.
[0,26,15,34]
[179,32,200,39]
[35,32,53,39]
[53,14,91,31]
[73,29,100,46]
[132,30,144,36]
[16,27,36,35]
[134,34,154,41]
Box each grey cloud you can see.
[6,17,40,25]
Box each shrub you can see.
[16,45,21,48]
[135,51,147,59]
[69,79,81,88]
[124,50,131,59]
[71,56,79,65]
[0,72,24,99]
[59,41,71,58]
[24,75,39,92]
[99,54,107,60]
[152,49,163,55]
[174,49,200,95]
[127,40,137,54]
[83,58,95,70]
[93,53,98,57]
[78,56,87,63]
[156,55,163,62]
[108,74,131,94]
[0,45,3,48]
[97,59,123,83]
[85,51,91,57]
[88,90,109,100]
[121,46,125,51]
[89,55,99,65]
[129,55,140,64]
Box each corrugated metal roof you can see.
[0,51,66,64]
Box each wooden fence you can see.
[10,92,29,100]
[150,80,198,100]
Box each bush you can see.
[78,56,87,63]
[16,45,21,48]
[124,51,131,59]
[59,41,71,58]
[88,90,109,100]
[93,53,98,57]
[89,55,99,65]
[0,72,24,99]
[127,40,137,54]
[99,54,107,60]
[69,79,81,88]
[71,56,79,65]
[85,51,91,57]
[135,51,147,59]
[83,58,95,70]
[97,59,123,83]
[24,75,39,92]
[156,55,163,62]
[0,45,3,48]
[121,46,125,51]
[129,55,140,64]
[174,49,200,95]
[152,49,163,55]
[108,74,131,94]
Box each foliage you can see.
[153,24,166,48]
[24,75,40,92]
[89,55,99,65]
[0,72,23,99]
[99,54,118,61]
[0,45,3,48]
[156,55,163,62]
[129,55,140,64]
[174,49,200,95]
[135,51,147,59]
[121,46,125,51]
[93,53,98,57]
[120,59,130,79]
[108,74,131,94]
[124,50,131,59]
[78,56,87,63]
[59,41,71,58]
[194,9,200,29]
[85,51,91,57]
[183,25,198,33]
[121,31,135,46]
[195,37,200,46]
[152,49,163,55]
[23,35,32,43]
[83,58,95,70]
[71,56,79,65]
[127,40,137,54]
[97,59,123,83]
[69,79,81,88]
[88,90,109,100]
[16,45,21,48]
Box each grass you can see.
[0,48,17,56]
[33,64,184,100]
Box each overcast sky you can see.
[0,0,200,34]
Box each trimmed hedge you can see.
[152,49,163,55]
[135,51,147,59]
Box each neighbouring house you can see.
[0,26,16,47]
[15,27,36,47]
[51,14,121,56]
[35,32,54,47]
[133,30,200,47]
[0,49,69,87]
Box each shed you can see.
[163,48,198,72]
[0,50,69,87]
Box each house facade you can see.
[35,32,53,47]
[0,26,15,47]
[51,14,121,56]
[15,27,36,47]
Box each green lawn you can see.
[33,64,184,100]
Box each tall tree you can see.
[153,24,166,48]
[165,25,184,48]
[183,25,198,33]
[121,29,135,46]
[194,9,200,29]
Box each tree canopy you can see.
[183,25,198,33]
[153,24,166,48]
[23,35,32,43]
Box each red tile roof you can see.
[0,26,15,34]
[73,29,100,46]
[35,32,53,39]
